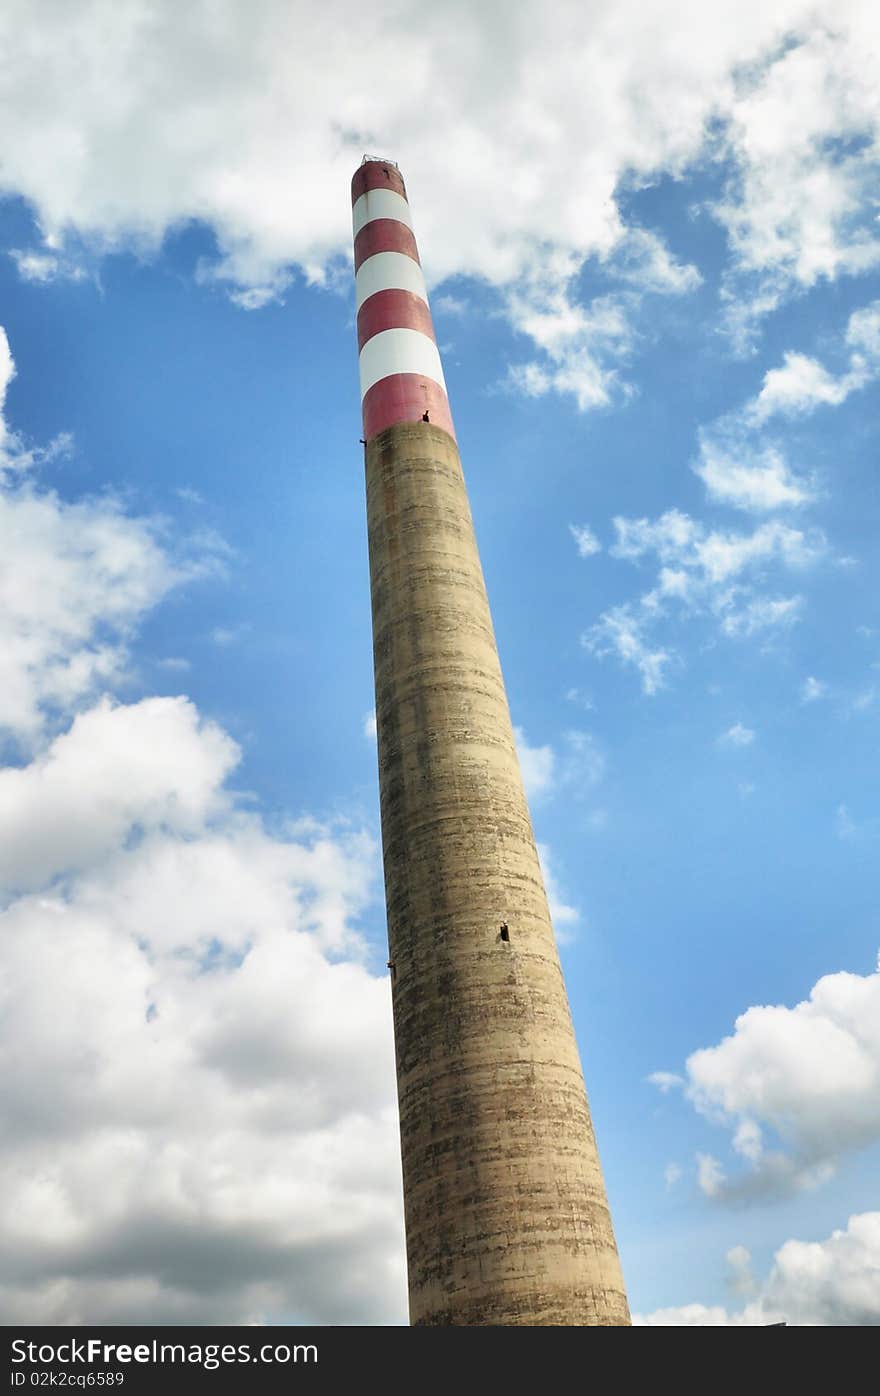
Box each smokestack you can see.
[353,156,630,1326]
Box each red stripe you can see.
[357,288,436,354]
[354,219,419,274]
[362,374,455,442]
[351,162,408,204]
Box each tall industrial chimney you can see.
[352,157,630,1326]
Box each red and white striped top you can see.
[351,160,455,442]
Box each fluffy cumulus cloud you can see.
[748,301,880,423]
[637,1212,880,1325]
[514,726,608,937]
[0,328,405,1324]
[801,675,827,703]
[693,436,814,513]
[719,723,755,748]
[506,284,639,411]
[535,843,580,940]
[585,604,674,696]
[716,19,880,306]
[0,3,878,402]
[0,806,404,1324]
[0,328,16,452]
[514,726,557,802]
[691,299,880,513]
[750,352,862,421]
[610,511,821,583]
[514,725,605,802]
[585,509,822,692]
[569,523,602,558]
[0,697,238,892]
[0,335,224,744]
[651,956,880,1201]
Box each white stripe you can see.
[352,188,413,238]
[355,252,427,312]
[358,328,446,399]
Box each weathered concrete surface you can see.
[366,420,630,1326]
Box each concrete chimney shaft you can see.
[353,158,630,1326]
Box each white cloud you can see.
[0,329,225,742]
[9,248,86,285]
[609,227,702,295]
[0,813,405,1323]
[584,604,674,695]
[559,729,606,793]
[693,300,880,519]
[0,4,876,386]
[0,696,237,894]
[726,1245,756,1297]
[175,486,204,505]
[719,723,755,747]
[0,329,16,460]
[638,1302,740,1326]
[432,293,468,317]
[514,726,556,801]
[694,437,814,512]
[564,686,594,712]
[226,284,286,312]
[0,327,406,1325]
[664,1162,682,1188]
[514,726,605,803]
[610,509,697,564]
[715,20,880,343]
[362,709,377,741]
[749,351,862,421]
[0,484,214,738]
[847,300,880,359]
[733,1119,764,1163]
[836,804,857,840]
[611,512,822,581]
[0,689,405,1325]
[744,301,880,424]
[637,1212,880,1326]
[0,4,696,287]
[696,1153,726,1198]
[697,524,820,581]
[507,287,634,411]
[653,955,880,1199]
[210,625,249,647]
[536,842,579,941]
[801,675,827,703]
[505,231,701,407]
[10,249,60,282]
[570,523,602,558]
[720,595,802,638]
[588,509,822,690]
[679,296,880,545]
[647,1071,684,1094]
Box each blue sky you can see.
[0,1,878,1326]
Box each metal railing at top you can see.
[361,154,399,167]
